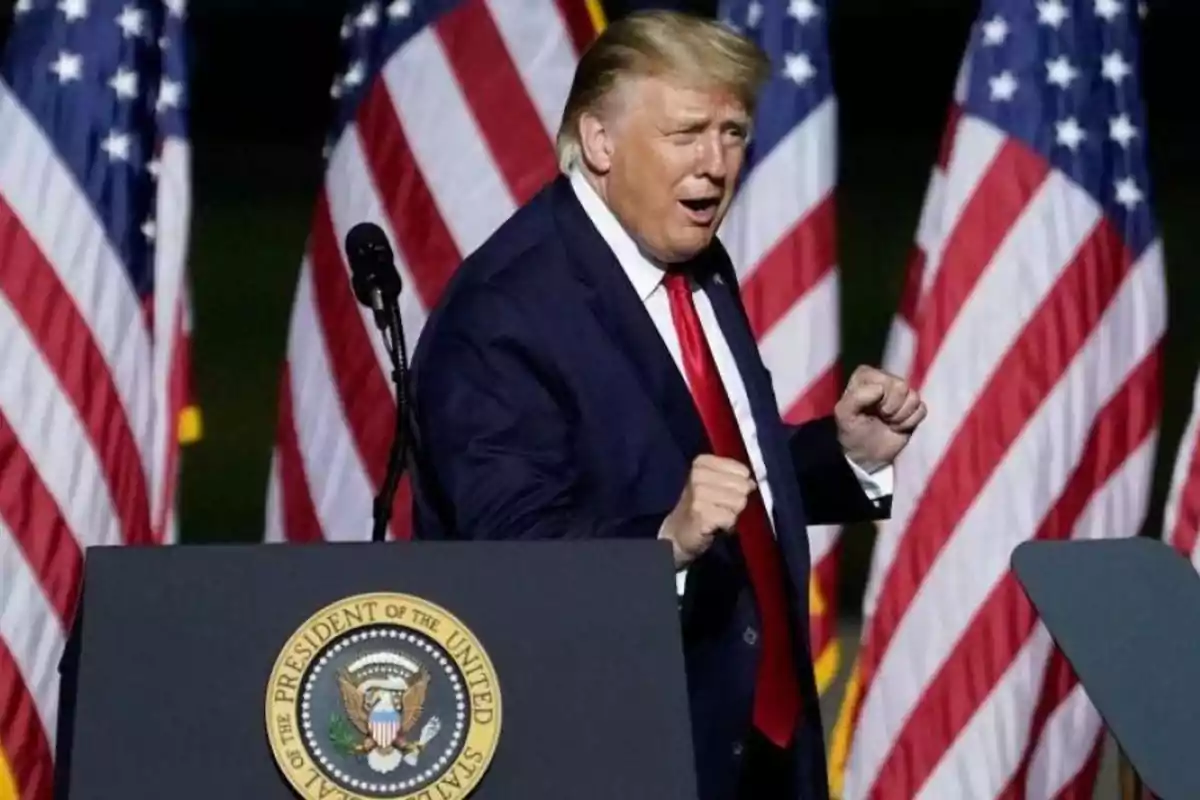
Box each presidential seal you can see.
[266,593,501,800]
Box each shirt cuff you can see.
[846,456,894,503]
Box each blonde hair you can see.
[555,10,771,172]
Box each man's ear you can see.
[579,111,614,174]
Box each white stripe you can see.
[149,139,191,531]
[0,521,63,745]
[850,240,1165,795]
[287,260,377,542]
[912,629,1054,800]
[0,78,153,473]
[264,453,285,543]
[383,29,516,257]
[719,97,836,277]
[484,0,579,137]
[328,129,426,385]
[914,170,947,266]
[917,117,1007,300]
[0,292,123,552]
[757,269,838,410]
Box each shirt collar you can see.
[568,167,667,303]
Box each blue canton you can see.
[718,0,834,176]
[2,0,191,298]
[961,0,1156,259]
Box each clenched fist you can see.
[659,455,757,568]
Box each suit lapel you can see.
[550,177,708,461]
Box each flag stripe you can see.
[739,194,835,341]
[721,98,835,279]
[0,414,83,624]
[756,270,838,416]
[485,0,580,136]
[907,141,1049,389]
[862,169,1104,604]
[355,82,461,310]
[0,82,152,457]
[285,260,380,542]
[273,365,323,544]
[380,29,517,257]
[0,520,62,749]
[0,290,123,555]
[437,0,559,205]
[868,349,1159,796]
[782,361,838,425]
[854,217,1147,792]
[0,198,151,547]
[308,199,406,539]
[0,637,50,800]
[553,0,600,53]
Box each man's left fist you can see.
[834,365,926,472]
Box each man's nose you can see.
[695,133,728,180]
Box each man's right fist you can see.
[659,455,757,568]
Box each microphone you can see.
[344,222,411,543]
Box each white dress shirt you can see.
[569,170,893,593]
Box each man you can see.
[408,10,926,799]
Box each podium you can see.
[1012,537,1200,800]
[54,540,699,799]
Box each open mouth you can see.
[679,197,720,223]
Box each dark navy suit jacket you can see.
[408,174,891,800]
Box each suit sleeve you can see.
[787,415,891,525]
[412,287,670,542]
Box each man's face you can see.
[597,75,751,263]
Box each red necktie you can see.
[664,272,800,748]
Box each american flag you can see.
[836,0,1164,797]
[0,0,193,796]
[716,0,844,695]
[1162,372,1200,568]
[263,0,606,544]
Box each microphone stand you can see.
[371,298,411,543]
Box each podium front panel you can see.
[56,540,698,800]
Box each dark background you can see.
[1,1,1196,613]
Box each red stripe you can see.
[856,217,1139,790]
[866,348,1160,798]
[0,638,53,800]
[0,198,152,547]
[356,79,462,309]
[935,104,963,171]
[782,362,839,426]
[1167,424,1200,558]
[554,0,598,55]
[897,245,926,328]
[273,363,323,543]
[154,309,189,542]
[308,196,408,538]
[907,142,1050,390]
[740,193,835,341]
[437,0,559,206]
[0,412,84,622]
